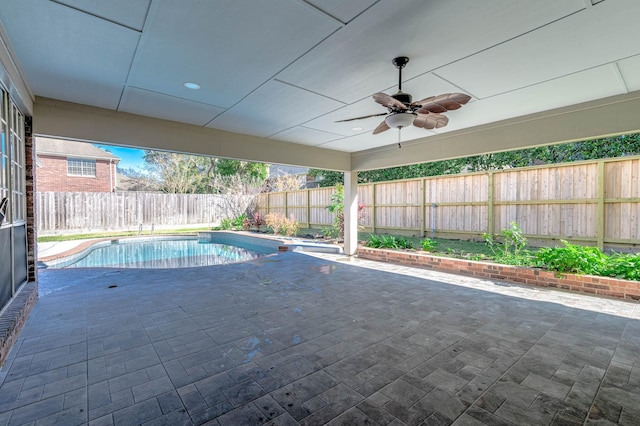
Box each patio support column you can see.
[344,171,358,256]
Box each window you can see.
[67,158,96,177]
[0,90,25,224]
[10,104,25,222]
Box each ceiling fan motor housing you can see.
[391,92,412,107]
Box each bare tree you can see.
[270,174,305,192]
[211,174,265,219]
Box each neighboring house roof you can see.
[36,138,120,161]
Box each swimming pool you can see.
[45,235,276,269]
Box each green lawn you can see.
[37,227,213,243]
[357,232,499,258]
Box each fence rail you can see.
[37,192,234,234]
[256,156,640,250]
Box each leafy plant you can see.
[421,238,438,252]
[484,222,534,265]
[325,184,365,239]
[242,211,264,231]
[219,217,233,230]
[467,254,486,261]
[252,212,264,230]
[321,227,335,238]
[284,215,300,237]
[535,240,608,275]
[603,253,640,281]
[264,213,299,237]
[326,184,344,238]
[231,213,247,229]
[366,234,412,249]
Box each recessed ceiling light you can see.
[183,82,200,90]
[352,127,363,131]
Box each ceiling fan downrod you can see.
[392,56,409,93]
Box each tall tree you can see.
[143,151,212,193]
[143,151,268,194]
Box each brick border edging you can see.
[357,247,640,301]
[0,281,39,367]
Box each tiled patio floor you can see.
[0,251,639,425]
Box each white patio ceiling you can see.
[1,0,640,170]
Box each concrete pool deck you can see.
[1,251,639,424]
[38,239,97,259]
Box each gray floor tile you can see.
[1,252,639,425]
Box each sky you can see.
[95,145,146,171]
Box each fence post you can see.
[596,161,605,250]
[284,191,288,218]
[487,171,495,237]
[371,183,376,234]
[306,189,310,228]
[266,192,271,216]
[420,178,426,237]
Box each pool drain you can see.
[108,285,118,289]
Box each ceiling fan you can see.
[337,57,471,147]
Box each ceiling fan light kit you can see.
[337,56,471,147]
[385,112,416,128]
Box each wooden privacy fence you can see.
[256,156,640,249]
[37,192,237,234]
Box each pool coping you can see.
[38,231,343,267]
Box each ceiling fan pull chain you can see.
[398,127,402,149]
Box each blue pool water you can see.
[47,237,273,269]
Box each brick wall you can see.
[0,282,38,367]
[357,247,640,301]
[36,155,116,192]
[0,117,39,367]
[25,117,37,282]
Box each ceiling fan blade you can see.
[413,112,449,130]
[373,93,408,110]
[335,112,388,123]
[413,93,471,114]
[373,120,390,134]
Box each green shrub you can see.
[326,184,344,238]
[242,212,264,231]
[484,222,534,265]
[366,234,412,250]
[265,213,299,237]
[219,217,233,230]
[325,184,365,238]
[602,252,640,281]
[231,213,247,229]
[421,238,438,252]
[536,240,608,275]
[252,212,264,230]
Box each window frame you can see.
[67,157,97,178]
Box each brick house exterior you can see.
[36,138,119,192]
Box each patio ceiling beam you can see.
[32,97,352,172]
[352,90,640,172]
